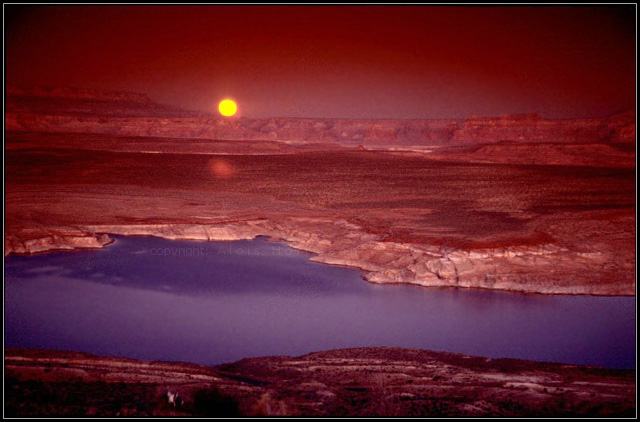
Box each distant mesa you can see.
[4,86,636,164]
[5,85,205,119]
[466,113,543,122]
[6,86,153,102]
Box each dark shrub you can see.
[191,385,240,417]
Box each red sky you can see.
[5,5,636,119]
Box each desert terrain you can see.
[5,4,636,418]
[4,88,636,417]
[5,87,636,295]
[5,347,635,417]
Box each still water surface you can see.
[5,236,635,368]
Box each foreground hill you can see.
[5,347,635,417]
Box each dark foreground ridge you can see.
[5,347,635,417]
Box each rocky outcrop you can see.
[6,87,634,170]
[6,217,633,296]
[428,141,636,167]
[6,86,155,101]
[6,86,202,118]
[451,112,635,145]
[5,87,634,153]
[4,228,113,255]
[4,113,453,146]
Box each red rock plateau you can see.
[5,347,635,417]
[4,87,636,295]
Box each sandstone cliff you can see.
[6,86,633,151]
[451,111,635,145]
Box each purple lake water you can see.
[4,235,636,369]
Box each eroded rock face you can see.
[5,230,112,255]
[5,215,634,296]
[8,110,634,146]
[6,87,634,152]
[4,114,450,147]
[451,112,636,144]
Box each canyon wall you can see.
[451,112,636,144]
[6,87,634,148]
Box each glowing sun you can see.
[218,99,237,117]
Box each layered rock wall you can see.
[6,87,634,146]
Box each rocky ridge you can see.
[5,347,636,417]
[6,86,635,152]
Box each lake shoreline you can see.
[7,235,635,370]
[5,226,635,297]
